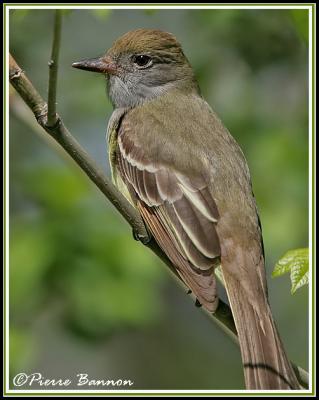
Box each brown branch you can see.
[8,53,309,390]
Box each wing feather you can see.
[116,127,220,312]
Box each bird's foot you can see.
[132,227,152,245]
[195,298,202,308]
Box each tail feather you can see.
[222,268,300,390]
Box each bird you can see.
[72,29,300,390]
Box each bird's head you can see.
[72,29,199,108]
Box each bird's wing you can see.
[115,118,221,312]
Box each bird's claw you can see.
[195,298,202,308]
[132,227,152,245]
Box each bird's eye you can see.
[132,54,152,68]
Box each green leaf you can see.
[290,258,309,294]
[272,248,309,294]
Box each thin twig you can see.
[47,10,62,127]
[8,54,309,389]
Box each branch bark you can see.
[8,49,309,390]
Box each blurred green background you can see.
[9,8,309,390]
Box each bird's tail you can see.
[222,269,301,390]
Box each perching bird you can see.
[72,29,300,390]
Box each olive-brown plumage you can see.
[73,29,300,390]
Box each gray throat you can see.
[107,75,185,109]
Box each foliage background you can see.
[9,8,309,390]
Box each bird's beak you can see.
[72,56,118,75]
